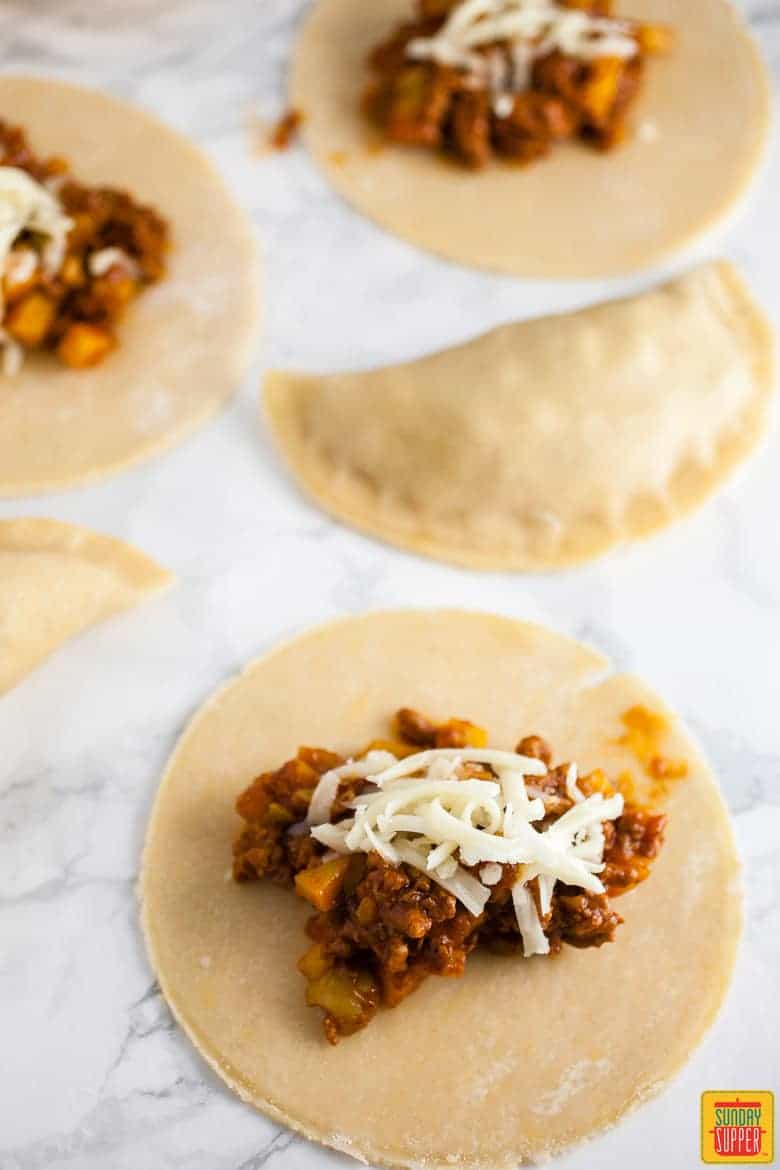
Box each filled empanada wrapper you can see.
[291,0,770,278]
[142,610,740,1170]
[0,518,172,694]
[266,263,774,571]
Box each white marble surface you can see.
[1,2,779,1167]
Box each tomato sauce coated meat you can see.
[233,710,668,1043]
[363,0,672,169]
[1,120,168,369]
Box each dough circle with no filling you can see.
[141,610,741,1170]
[0,77,259,496]
[291,0,771,278]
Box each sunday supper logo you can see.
[701,1092,774,1164]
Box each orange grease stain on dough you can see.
[617,705,688,802]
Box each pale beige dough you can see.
[141,609,741,1170]
[0,77,260,496]
[291,0,771,278]
[264,263,775,571]
[0,518,172,695]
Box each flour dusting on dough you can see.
[532,1058,611,1115]
[140,611,742,1170]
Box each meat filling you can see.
[0,120,168,369]
[234,709,667,1043]
[363,0,672,168]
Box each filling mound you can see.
[364,0,671,168]
[234,708,667,1043]
[0,120,168,373]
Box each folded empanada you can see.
[265,263,774,571]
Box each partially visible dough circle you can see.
[141,610,740,1170]
[292,0,771,278]
[264,264,775,572]
[0,518,172,694]
[0,77,260,496]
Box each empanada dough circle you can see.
[292,0,770,278]
[0,77,259,496]
[264,263,775,571]
[141,610,740,1170]
[0,518,172,694]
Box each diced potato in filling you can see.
[295,856,353,911]
[0,119,169,371]
[57,322,114,368]
[234,707,673,1043]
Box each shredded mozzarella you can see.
[395,840,491,917]
[0,167,72,295]
[306,745,622,958]
[306,749,397,826]
[88,246,138,278]
[407,0,638,114]
[565,762,584,803]
[364,746,547,787]
[0,328,23,376]
[512,881,550,956]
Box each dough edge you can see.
[140,609,742,1170]
[263,262,775,572]
[0,75,261,496]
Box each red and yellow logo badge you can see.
[702,1092,774,1163]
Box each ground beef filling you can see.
[233,709,666,1043]
[0,120,168,368]
[363,0,672,169]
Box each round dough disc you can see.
[0,77,260,496]
[142,610,740,1170]
[291,0,770,278]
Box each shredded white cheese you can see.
[407,0,638,115]
[305,750,398,826]
[307,746,622,958]
[493,93,515,118]
[565,761,584,803]
[638,118,659,142]
[0,167,72,283]
[88,246,138,278]
[0,167,72,373]
[0,327,23,376]
[512,881,550,955]
[4,245,38,289]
